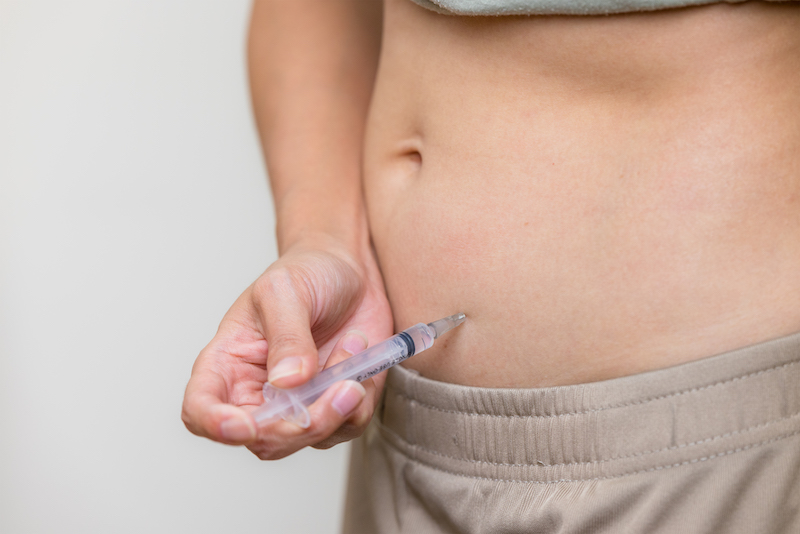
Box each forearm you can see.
[248,0,383,255]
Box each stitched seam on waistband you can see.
[380,410,800,469]
[381,426,800,484]
[393,360,798,418]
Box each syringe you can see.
[252,313,466,428]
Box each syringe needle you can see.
[427,313,467,339]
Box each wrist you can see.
[275,186,370,257]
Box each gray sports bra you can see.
[409,0,778,15]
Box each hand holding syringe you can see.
[253,313,466,428]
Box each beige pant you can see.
[343,333,800,533]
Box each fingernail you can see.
[269,356,303,384]
[331,381,366,417]
[342,330,368,355]
[220,417,255,442]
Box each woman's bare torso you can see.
[364,0,800,387]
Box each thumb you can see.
[253,271,320,389]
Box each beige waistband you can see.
[379,333,800,483]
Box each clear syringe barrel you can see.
[252,322,438,428]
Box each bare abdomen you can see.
[364,0,800,387]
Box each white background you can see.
[0,1,350,532]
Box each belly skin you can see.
[364,0,800,386]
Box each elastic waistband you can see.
[379,333,800,482]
